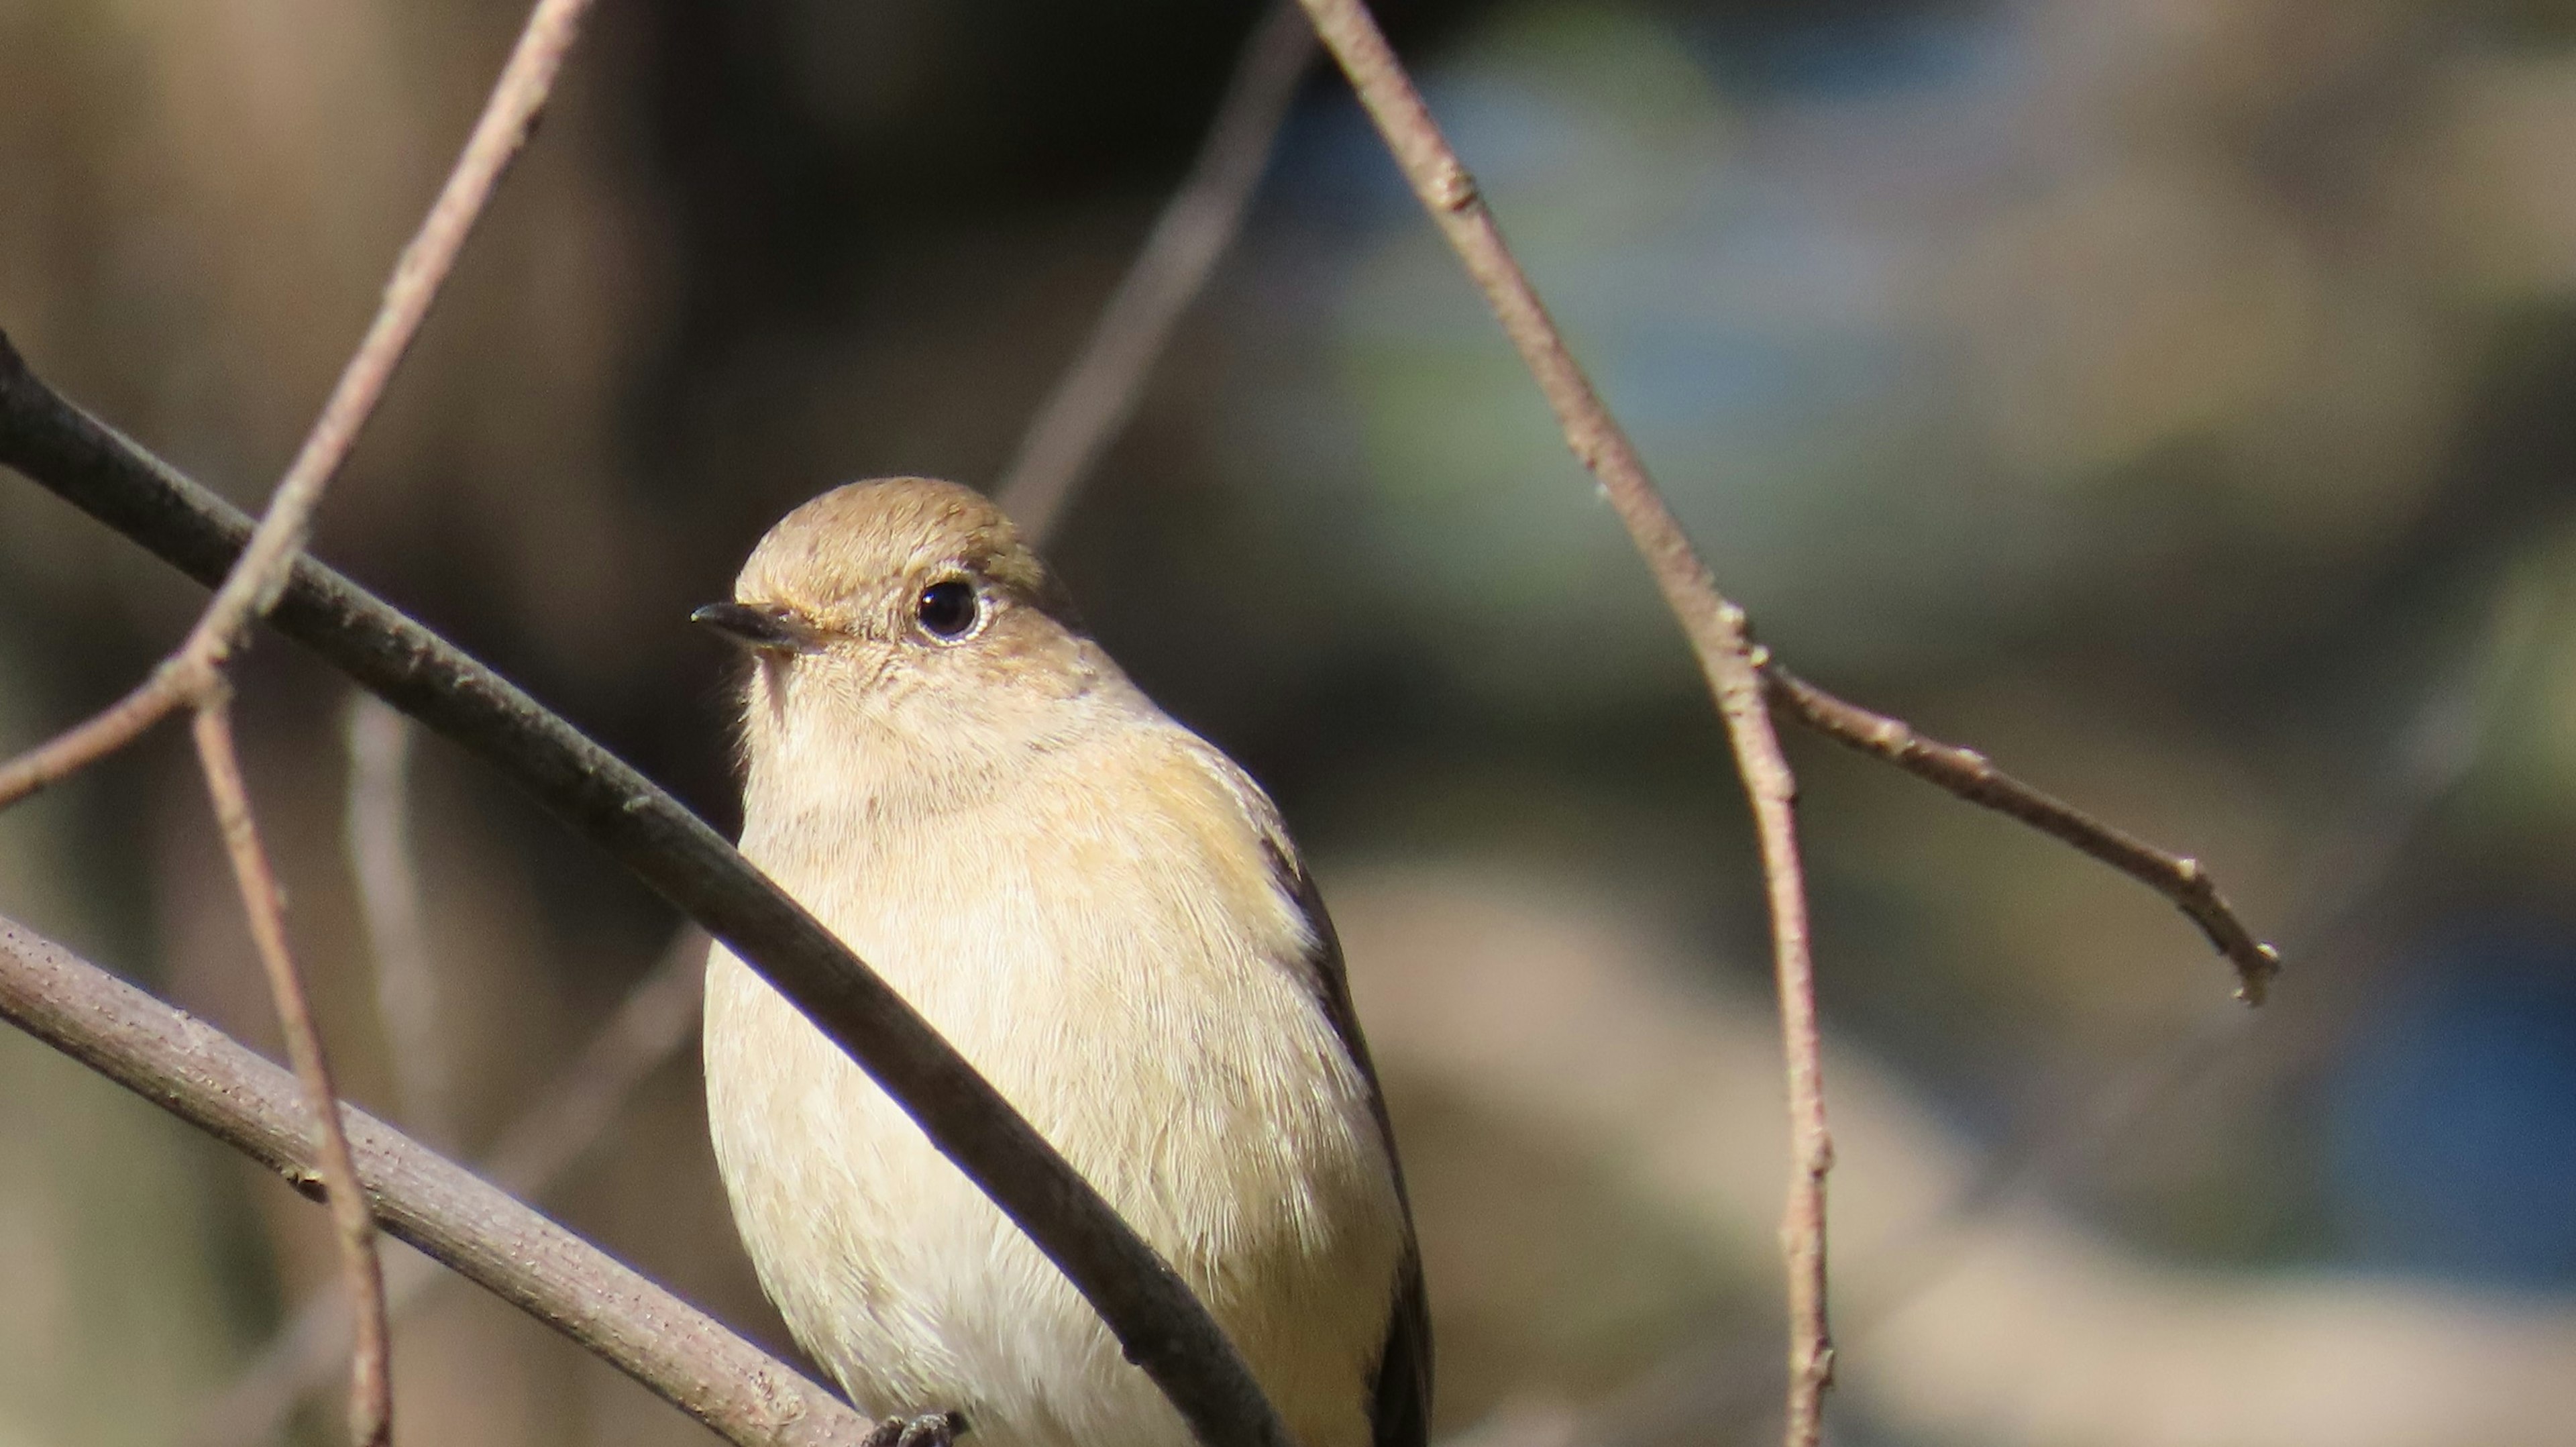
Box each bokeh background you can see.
[7,0,2576,1442]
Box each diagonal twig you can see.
[995,0,1316,536]
[0,912,869,1447]
[1287,1,1835,1438]
[1761,665,2283,1004]
[193,694,393,1447]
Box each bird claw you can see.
[864,1411,967,1447]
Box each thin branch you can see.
[343,693,458,1148]
[1760,664,2282,1004]
[191,928,710,1447]
[0,335,1290,1447]
[0,661,196,809]
[1287,1,1833,1438]
[192,695,392,1447]
[994,0,1315,535]
[0,0,599,812]
[0,911,870,1447]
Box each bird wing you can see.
[1185,739,1433,1447]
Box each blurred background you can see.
[7,0,2576,1442]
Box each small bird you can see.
[694,478,1428,1447]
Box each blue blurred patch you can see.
[2326,924,2576,1288]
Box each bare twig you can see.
[0,0,599,812]
[0,661,197,809]
[0,912,870,1447]
[343,694,458,1148]
[0,335,1290,1447]
[994,0,1315,535]
[1834,576,2536,1332]
[1761,665,2282,1004]
[192,696,392,1447]
[1289,1,1834,1437]
[191,928,711,1447]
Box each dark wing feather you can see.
[1275,850,1432,1447]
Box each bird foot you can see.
[863,1411,967,1447]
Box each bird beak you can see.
[692,601,824,654]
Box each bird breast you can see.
[704,722,1405,1447]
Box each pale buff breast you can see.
[703,720,1406,1447]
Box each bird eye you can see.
[915,580,981,641]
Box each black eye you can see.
[915,580,981,640]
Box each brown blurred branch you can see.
[0,911,870,1447]
[994,0,1315,535]
[194,695,392,1447]
[1762,665,2283,1004]
[343,693,458,1148]
[190,927,711,1447]
[0,334,1291,1447]
[1290,1,1834,1438]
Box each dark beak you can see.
[692,601,823,653]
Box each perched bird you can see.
[695,478,1428,1447]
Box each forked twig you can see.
[996,0,1316,535]
[193,696,392,1447]
[1288,1,1835,1436]
[1762,664,2282,1004]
